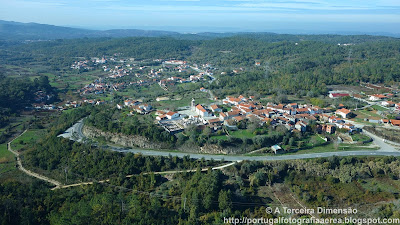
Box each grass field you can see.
[371,105,388,111]
[351,133,372,142]
[0,143,17,179]
[229,129,256,138]
[0,144,13,163]
[10,130,44,151]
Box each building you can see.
[329,93,350,98]
[166,111,179,120]
[369,94,387,101]
[335,108,352,118]
[195,104,211,117]
[295,121,307,132]
[271,145,284,154]
[382,101,395,107]
[219,112,228,121]
[210,104,222,112]
[326,125,336,134]
[391,120,400,127]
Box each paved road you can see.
[8,130,62,188]
[62,121,400,162]
[58,119,84,142]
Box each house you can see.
[219,112,228,121]
[210,104,222,112]
[271,145,284,154]
[288,103,298,109]
[224,119,238,130]
[233,116,245,122]
[335,108,352,118]
[369,94,387,101]
[208,118,221,125]
[391,120,400,127]
[116,104,123,110]
[156,114,167,121]
[296,108,310,114]
[343,123,355,130]
[200,87,207,92]
[295,121,307,132]
[124,99,139,106]
[139,104,152,112]
[195,104,211,117]
[382,101,396,107]
[326,125,336,134]
[226,111,240,119]
[166,111,179,120]
[156,110,166,116]
[396,103,400,110]
[329,93,350,98]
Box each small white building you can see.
[166,111,180,120]
[335,108,351,118]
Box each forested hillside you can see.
[1,34,399,98]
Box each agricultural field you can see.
[10,129,45,152]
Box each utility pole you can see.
[64,167,68,184]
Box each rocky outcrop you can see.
[83,125,167,149]
[83,125,244,154]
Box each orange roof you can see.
[234,116,245,121]
[208,118,221,123]
[210,104,219,110]
[337,108,351,114]
[166,111,177,116]
[196,104,206,112]
[391,120,400,126]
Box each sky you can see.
[0,0,399,34]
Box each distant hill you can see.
[0,20,181,40]
[0,20,399,42]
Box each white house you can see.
[381,101,395,107]
[335,108,352,118]
[210,104,222,112]
[369,94,387,101]
[166,111,179,120]
[195,104,211,117]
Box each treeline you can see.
[5,155,400,224]
[0,74,54,141]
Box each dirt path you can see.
[52,161,237,190]
[8,130,62,188]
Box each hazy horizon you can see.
[1,0,400,35]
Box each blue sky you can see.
[1,0,399,33]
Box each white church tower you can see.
[191,98,196,111]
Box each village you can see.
[30,55,400,154]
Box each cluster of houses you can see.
[119,99,153,114]
[219,96,354,133]
[108,66,132,79]
[70,60,93,70]
[158,73,208,89]
[151,94,359,135]
[79,79,110,95]
[34,91,54,103]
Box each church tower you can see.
[191,98,195,111]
